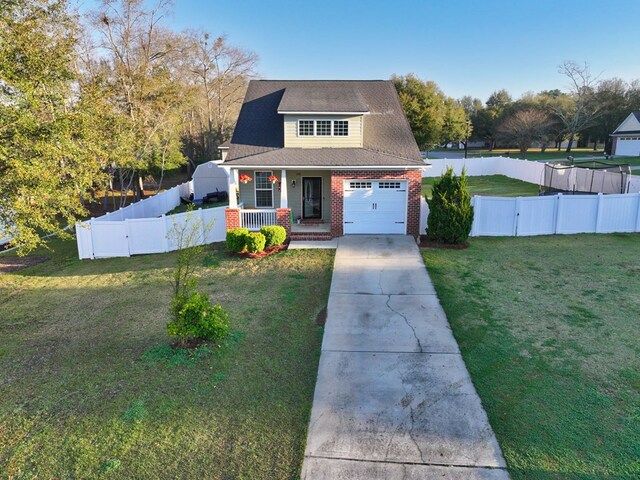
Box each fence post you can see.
[471,196,479,237]
[595,193,604,233]
[554,194,563,234]
[514,197,521,236]
[163,215,170,252]
[635,193,640,233]
[198,208,206,245]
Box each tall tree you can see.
[496,109,555,158]
[392,74,468,150]
[185,32,257,160]
[88,0,191,203]
[553,61,601,152]
[0,0,107,252]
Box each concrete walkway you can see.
[301,236,509,479]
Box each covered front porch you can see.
[223,167,333,238]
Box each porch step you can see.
[289,231,334,242]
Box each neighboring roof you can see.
[222,147,427,168]
[218,140,231,149]
[611,130,640,136]
[277,84,369,114]
[612,111,640,134]
[225,80,422,167]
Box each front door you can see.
[302,177,322,219]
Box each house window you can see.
[297,119,350,137]
[298,120,314,136]
[333,120,348,136]
[316,120,332,136]
[254,171,273,208]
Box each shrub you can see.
[226,228,249,253]
[167,292,230,342]
[426,167,474,244]
[260,225,287,247]
[245,231,266,253]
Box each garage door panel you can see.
[343,179,407,234]
[616,139,640,156]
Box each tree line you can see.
[0,0,257,251]
[394,62,640,158]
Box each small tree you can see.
[426,168,473,245]
[166,207,229,346]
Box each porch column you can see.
[280,169,288,208]
[224,166,238,208]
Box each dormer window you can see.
[333,120,348,136]
[316,120,332,136]
[297,119,349,137]
[298,120,314,136]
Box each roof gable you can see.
[613,112,640,134]
[226,80,422,166]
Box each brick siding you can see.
[225,208,241,230]
[276,208,292,236]
[330,170,422,238]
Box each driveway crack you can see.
[386,295,423,352]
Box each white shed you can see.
[192,161,229,201]
[611,112,640,157]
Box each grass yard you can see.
[422,175,540,199]
[422,235,640,479]
[0,238,334,479]
[165,200,228,215]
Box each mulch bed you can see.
[0,255,50,275]
[418,236,469,250]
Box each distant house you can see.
[221,80,426,240]
[611,112,640,156]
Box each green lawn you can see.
[0,238,334,479]
[422,235,640,479]
[165,200,228,215]
[422,175,540,198]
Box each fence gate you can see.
[90,221,130,258]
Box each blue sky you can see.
[82,0,639,101]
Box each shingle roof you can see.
[611,130,640,136]
[277,84,369,113]
[225,80,422,167]
[613,111,640,133]
[222,148,426,168]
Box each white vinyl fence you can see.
[75,180,229,259]
[470,193,640,237]
[425,156,640,193]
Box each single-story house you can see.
[221,80,427,240]
[611,112,640,156]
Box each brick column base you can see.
[225,208,241,230]
[276,208,291,236]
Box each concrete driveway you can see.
[301,235,509,479]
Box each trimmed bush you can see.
[260,225,287,247]
[426,167,474,244]
[226,228,249,253]
[245,231,266,253]
[168,292,230,342]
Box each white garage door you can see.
[343,180,407,234]
[616,138,640,156]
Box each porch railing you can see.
[240,208,277,231]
